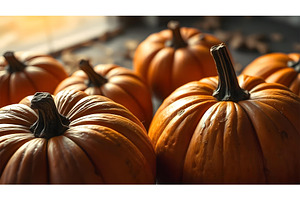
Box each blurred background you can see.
[1,16,299,76]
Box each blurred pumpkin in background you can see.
[0,51,68,107]
[242,52,300,96]
[54,60,153,129]
[149,43,300,183]
[133,20,223,100]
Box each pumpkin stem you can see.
[166,21,188,49]
[288,58,300,73]
[3,51,27,73]
[211,43,250,102]
[79,59,108,87]
[30,92,70,139]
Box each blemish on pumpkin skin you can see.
[169,138,176,147]
[280,131,288,139]
[192,160,197,169]
[94,168,102,178]
[125,159,138,179]
[116,142,121,147]
[194,147,200,155]
[125,159,131,167]
[199,34,206,41]
[177,109,185,116]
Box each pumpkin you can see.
[242,52,300,96]
[0,90,156,184]
[133,20,222,100]
[54,60,153,129]
[0,51,68,108]
[148,43,300,183]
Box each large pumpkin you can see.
[0,51,68,107]
[0,90,156,184]
[54,60,153,129]
[149,43,300,183]
[133,20,222,100]
[242,52,300,96]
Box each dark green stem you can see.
[288,59,300,73]
[211,43,250,102]
[30,92,70,139]
[79,59,108,87]
[166,21,187,49]
[3,51,27,73]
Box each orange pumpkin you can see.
[242,52,300,96]
[149,43,300,183]
[0,90,156,184]
[0,51,68,107]
[54,60,153,129]
[133,20,222,100]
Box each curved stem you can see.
[211,43,250,102]
[288,59,300,73]
[30,92,70,139]
[3,51,27,73]
[79,59,108,87]
[166,21,187,49]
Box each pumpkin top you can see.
[79,59,108,87]
[288,58,300,73]
[211,43,250,102]
[165,21,188,49]
[3,51,27,73]
[30,92,70,139]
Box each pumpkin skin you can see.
[0,90,156,184]
[149,44,300,183]
[133,21,222,100]
[0,51,68,107]
[242,53,300,96]
[54,60,153,129]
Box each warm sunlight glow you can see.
[0,16,119,54]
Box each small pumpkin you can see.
[54,60,153,129]
[149,43,300,183]
[0,90,156,184]
[242,52,300,96]
[0,51,68,107]
[133,20,222,100]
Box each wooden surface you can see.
[58,17,299,72]
[53,16,299,111]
